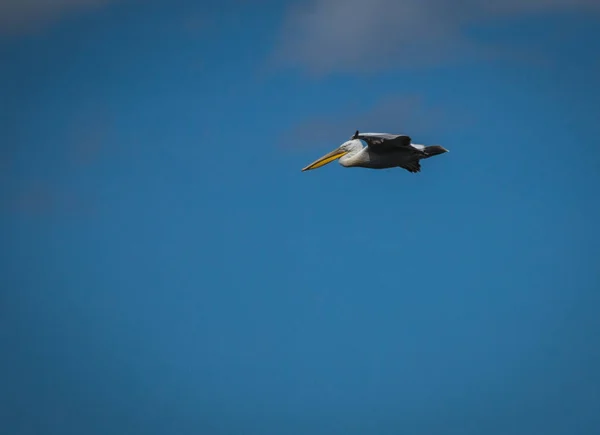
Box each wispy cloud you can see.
[0,103,112,218]
[281,93,472,150]
[1,181,96,218]
[67,104,116,166]
[273,0,600,75]
[0,0,119,35]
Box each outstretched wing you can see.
[354,132,413,152]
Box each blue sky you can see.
[1,1,599,434]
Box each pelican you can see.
[301,130,448,173]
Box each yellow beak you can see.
[301,148,348,172]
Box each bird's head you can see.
[301,139,362,172]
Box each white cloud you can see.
[274,0,600,75]
[0,0,117,35]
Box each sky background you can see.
[1,0,599,434]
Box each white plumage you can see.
[301,130,448,173]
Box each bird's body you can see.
[301,130,448,173]
[337,139,438,172]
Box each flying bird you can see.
[301,130,448,173]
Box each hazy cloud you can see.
[67,104,116,166]
[1,181,96,218]
[0,0,118,35]
[274,0,600,75]
[282,94,473,150]
[480,0,600,14]
[0,103,112,218]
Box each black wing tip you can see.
[401,162,421,173]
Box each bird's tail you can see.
[423,145,448,158]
